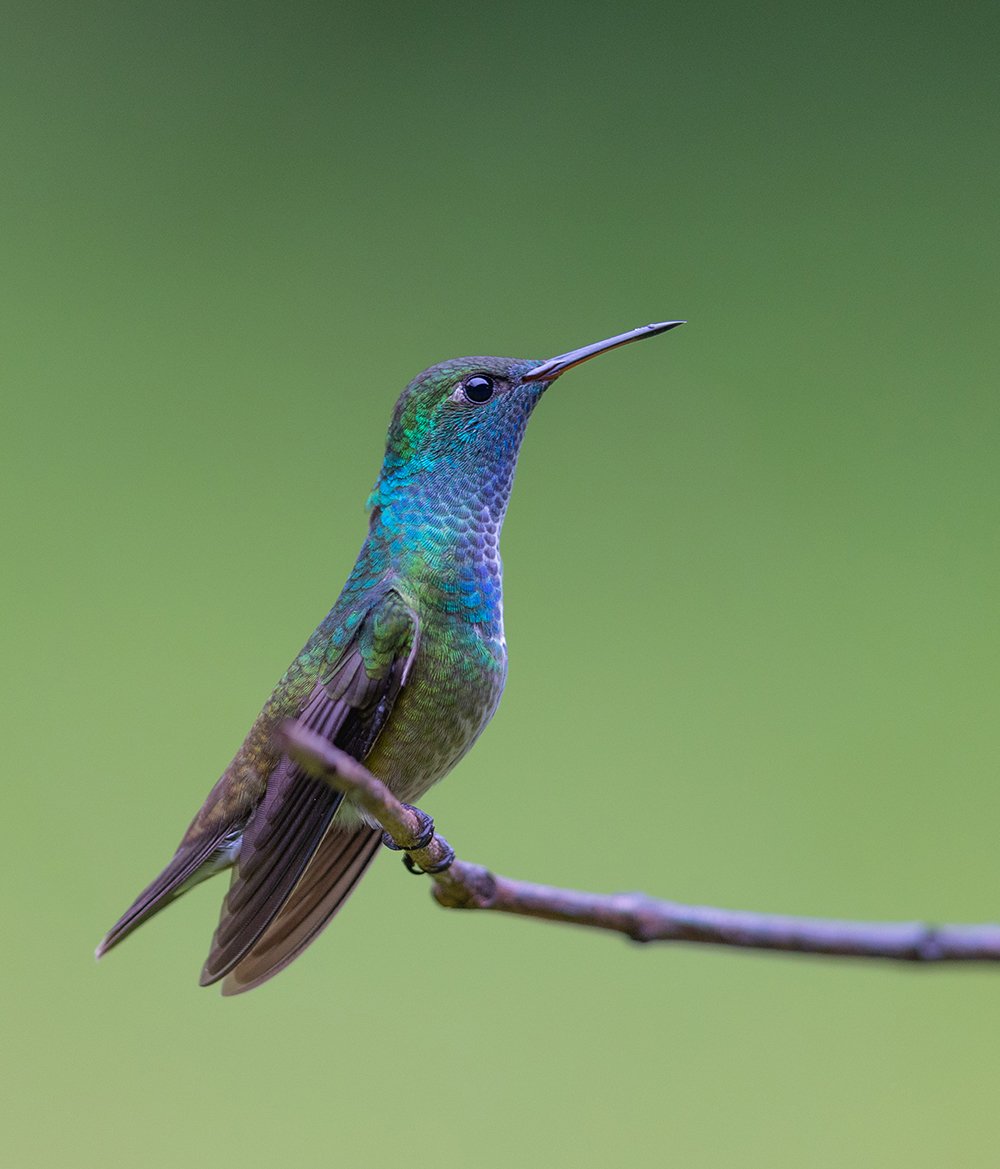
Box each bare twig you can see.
[282,722,1000,964]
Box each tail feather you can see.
[220,823,382,995]
[96,828,238,958]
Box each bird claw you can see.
[402,852,425,875]
[381,805,455,874]
[381,804,435,852]
[404,837,455,876]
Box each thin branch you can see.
[282,722,1000,964]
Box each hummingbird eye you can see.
[461,375,495,404]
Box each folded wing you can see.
[200,590,419,988]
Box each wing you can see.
[199,590,419,987]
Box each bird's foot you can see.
[403,836,456,876]
[382,804,435,853]
[382,805,455,874]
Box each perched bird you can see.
[97,321,684,994]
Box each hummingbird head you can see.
[363,321,684,612]
[376,354,547,489]
[370,322,686,506]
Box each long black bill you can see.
[521,320,685,383]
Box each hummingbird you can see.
[97,321,684,994]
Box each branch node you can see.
[914,927,946,962]
[620,896,669,944]
[432,863,497,910]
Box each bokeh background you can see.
[3,1,999,1165]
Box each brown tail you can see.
[218,822,383,995]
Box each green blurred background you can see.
[3,0,999,1165]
